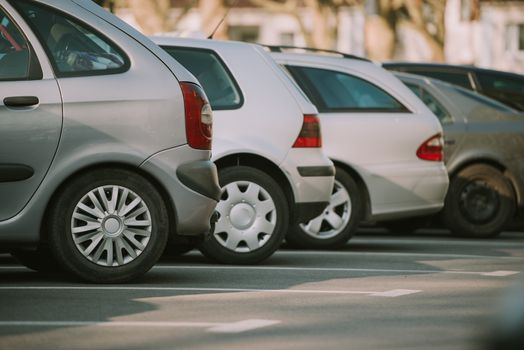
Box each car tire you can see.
[198,166,288,264]
[10,245,61,273]
[287,166,363,249]
[442,164,515,238]
[47,168,169,283]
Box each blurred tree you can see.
[200,0,229,39]
[364,0,447,61]
[249,0,361,49]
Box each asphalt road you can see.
[1,228,523,350]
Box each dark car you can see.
[392,72,524,238]
[383,62,524,112]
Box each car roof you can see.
[383,62,524,79]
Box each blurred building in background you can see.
[105,0,524,73]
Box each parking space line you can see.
[272,250,524,260]
[0,286,421,297]
[0,319,280,333]
[153,265,520,277]
[0,265,520,277]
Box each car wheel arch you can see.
[448,159,520,208]
[214,153,293,214]
[330,160,372,221]
[39,162,177,243]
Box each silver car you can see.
[396,72,524,237]
[0,0,220,282]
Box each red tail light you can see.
[180,82,212,150]
[293,114,322,148]
[417,133,444,162]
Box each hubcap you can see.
[300,179,351,240]
[214,181,276,253]
[71,185,152,267]
[459,180,499,224]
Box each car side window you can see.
[163,46,243,110]
[405,82,452,124]
[414,70,472,90]
[12,1,128,77]
[0,7,30,80]
[476,72,524,94]
[287,66,408,113]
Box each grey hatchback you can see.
[395,72,524,238]
[0,0,220,282]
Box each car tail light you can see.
[417,133,444,162]
[293,114,322,148]
[180,82,212,150]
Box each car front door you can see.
[0,2,62,221]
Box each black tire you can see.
[10,245,61,273]
[47,168,169,283]
[287,166,363,249]
[442,164,515,238]
[198,166,288,264]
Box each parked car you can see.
[269,47,449,248]
[153,37,335,262]
[383,62,524,112]
[394,72,524,237]
[0,0,221,282]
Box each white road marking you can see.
[272,250,524,260]
[480,270,521,277]
[208,319,281,333]
[0,319,280,333]
[0,265,520,277]
[0,286,419,297]
[370,289,421,297]
[154,265,521,277]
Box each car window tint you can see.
[13,1,127,77]
[404,82,422,98]
[437,81,516,115]
[420,88,452,124]
[287,66,408,113]
[412,70,472,89]
[0,8,30,80]
[163,46,242,110]
[403,81,452,123]
[476,72,524,94]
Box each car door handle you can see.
[3,96,39,108]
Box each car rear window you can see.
[395,68,473,90]
[287,65,408,113]
[162,46,243,110]
[437,81,516,115]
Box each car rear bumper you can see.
[280,148,335,205]
[140,145,220,237]
[366,162,449,220]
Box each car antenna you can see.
[208,0,239,39]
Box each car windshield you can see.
[436,81,517,115]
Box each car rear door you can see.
[0,1,62,221]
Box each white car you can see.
[153,38,335,263]
[271,47,449,248]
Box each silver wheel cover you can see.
[71,185,152,267]
[214,181,277,253]
[300,179,351,240]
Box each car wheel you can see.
[47,169,169,283]
[443,164,515,238]
[10,245,61,273]
[287,166,363,248]
[198,166,288,264]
